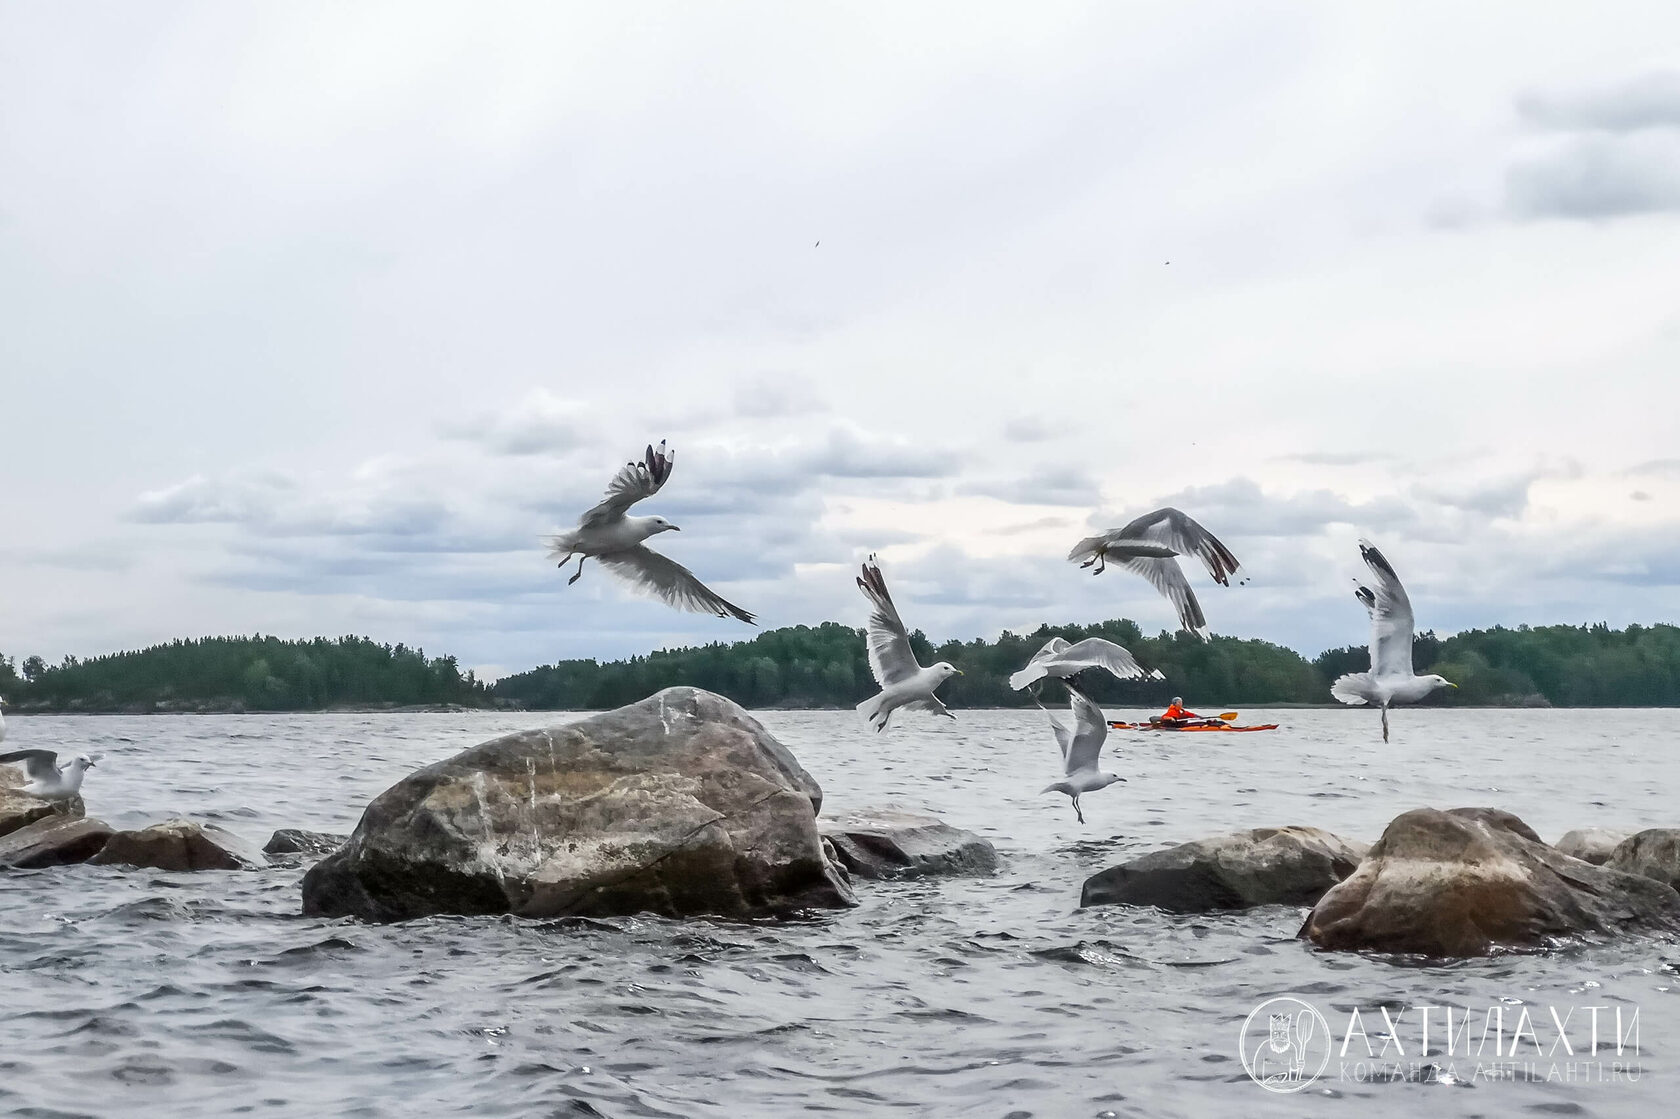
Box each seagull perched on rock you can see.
[1039,682,1123,824]
[0,749,96,802]
[1068,507,1242,639]
[1008,636,1163,692]
[547,440,754,624]
[854,554,962,732]
[1331,538,1455,742]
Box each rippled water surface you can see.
[2,708,1676,1118]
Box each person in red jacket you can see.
[1159,697,1200,725]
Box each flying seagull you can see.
[1039,682,1123,824]
[1008,636,1163,692]
[1331,539,1455,742]
[1068,507,1242,639]
[854,554,962,732]
[547,441,755,624]
[0,749,96,802]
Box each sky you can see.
[3,2,1679,680]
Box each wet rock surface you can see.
[820,808,1000,880]
[1080,826,1367,912]
[302,688,854,922]
[1301,807,1680,957]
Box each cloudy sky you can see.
[4,3,1678,679]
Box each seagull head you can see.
[932,662,962,679]
[649,517,680,534]
[71,754,95,770]
[1428,675,1457,693]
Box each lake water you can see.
[1,707,1675,1118]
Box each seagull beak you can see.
[955,669,964,675]
[667,524,682,532]
[1447,681,1458,688]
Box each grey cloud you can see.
[1001,415,1056,443]
[987,515,1077,536]
[1518,72,1680,133]
[1505,134,1680,219]
[1412,477,1532,519]
[1628,458,1680,478]
[958,465,1104,507]
[732,373,827,418]
[1274,450,1399,467]
[439,393,595,456]
[1098,477,1418,539]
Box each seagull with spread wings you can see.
[1038,682,1123,824]
[0,749,96,802]
[854,554,962,732]
[547,441,755,624]
[1008,636,1163,692]
[1330,539,1455,742]
[1068,507,1242,639]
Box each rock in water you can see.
[1301,807,1680,957]
[90,819,268,871]
[264,829,348,858]
[1555,827,1630,866]
[1607,829,1680,891]
[1080,826,1367,912]
[301,687,854,922]
[820,808,999,879]
[0,816,114,868]
[0,789,85,839]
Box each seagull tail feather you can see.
[1331,672,1375,706]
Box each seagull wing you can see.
[1356,538,1415,677]
[1036,696,1074,760]
[1117,507,1242,585]
[593,544,755,623]
[1007,637,1070,690]
[580,440,674,528]
[1115,554,1210,639]
[857,555,920,686]
[0,749,60,781]
[1063,686,1110,775]
[1055,637,1150,682]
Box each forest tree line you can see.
[4,621,1678,713]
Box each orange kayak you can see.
[1107,721,1279,732]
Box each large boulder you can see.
[302,687,854,922]
[820,808,999,880]
[90,819,268,871]
[0,816,114,868]
[1555,827,1630,866]
[1301,807,1680,957]
[1081,826,1367,912]
[1607,829,1680,891]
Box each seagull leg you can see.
[1381,705,1390,744]
[567,555,587,585]
[1072,795,1085,825]
[1093,550,1107,575]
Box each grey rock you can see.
[302,687,854,922]
[1080,826,1367,912]
[820,808,999,880]
[90,819,267,871]
[1302,807,1680,957]
[264,829,348,858]
[1555,827,1630,866]
[1607,829,1680,891]
[0,789,85,839]
[0,816,114,868]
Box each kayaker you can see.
[1158,697,1200,726]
